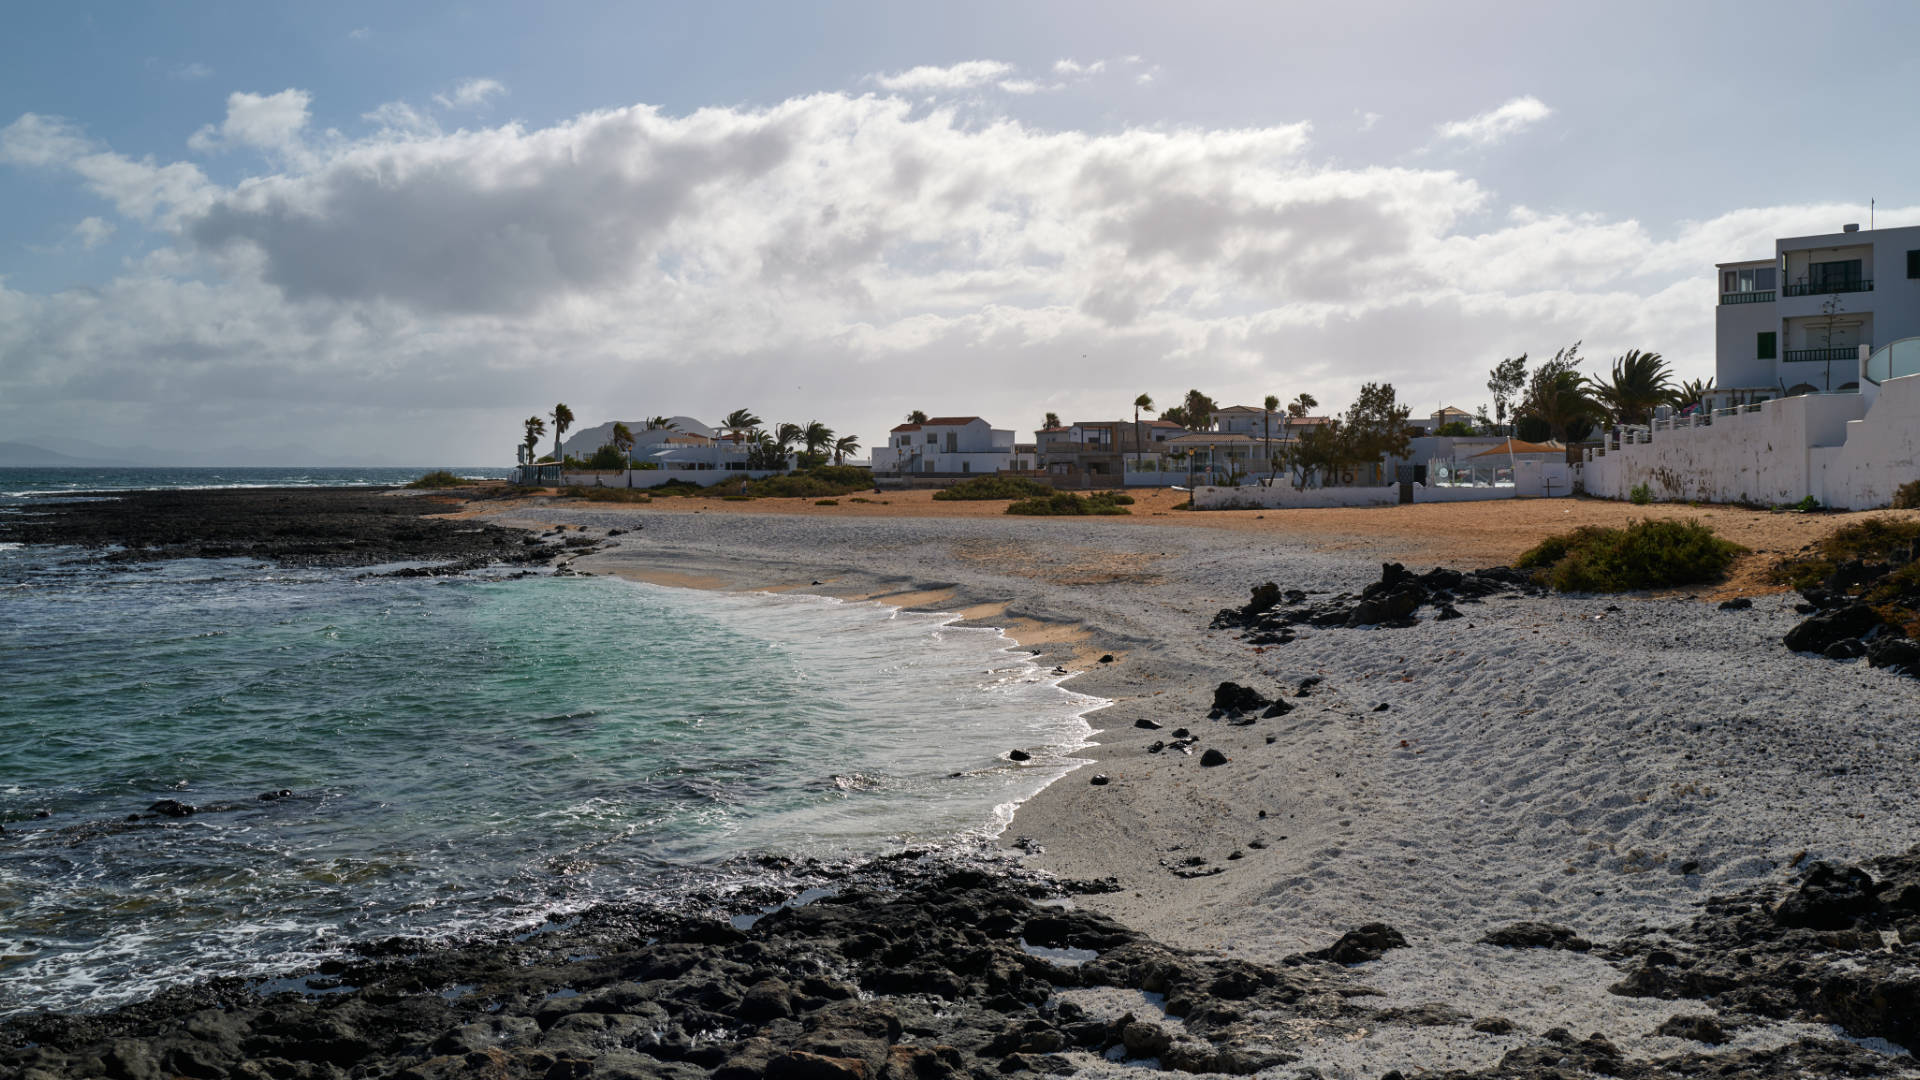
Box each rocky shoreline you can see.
[0,487,559,569]
[4,848,1916,1080]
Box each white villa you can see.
[1585,220,1920,508]
[870,416,1016,475]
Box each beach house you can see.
[1584,220,1920,507]
[870,417,1015,476]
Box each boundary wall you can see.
[1583,373,1920,509]
[559,468,785,489]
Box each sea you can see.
[0,468,1101,1016]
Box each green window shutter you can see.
[1758,331,1777,360]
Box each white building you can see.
[870,416,1015,475]
[1584,220,1920,509]
[1712,222,1920,405]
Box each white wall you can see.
[560,468,785,489]
[1194,484,1398,509]
[1583,377,1920,508]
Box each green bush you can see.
[1893,479,1920,510]
[815,499,838,506]
[736,467,873,499]
[932,476,1056,501]
[1006,492,1132,516]
[583,445,628,470]
[1628,482,1653,505]
[1515,518,1744,592]
[1790,495,1821,513]
[406,470,464,489]
[644,478,723,497]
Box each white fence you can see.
[1190,460,1576,510]
[558,468,785,490]
[1583,373,1920,509]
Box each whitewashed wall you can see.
[1583,376,1920,508]
[560,468,785,489]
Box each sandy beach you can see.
[492,490,1920,1076]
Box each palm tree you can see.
[550,403,573,463]
[610,421,635,464]
[1671,377,1714,415]
[1595,349,1674,426]
[1280,393,1318,482]
[773,422,802,469]
[801,420,834,466]
[1131,394,1154,474]
[722,408,761,442]
[906,410,929,424]
[1523,368,1603,443]
[522,416,546,461]
[1261,394,1280,480]
[1181,389,1217,431]
[643,415,678,432]
[1043,411,1061,430]
[832,434,861,465]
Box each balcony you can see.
[1782,346,1863,364]
[1719,290,1775,305]
[1783,279,1873,297]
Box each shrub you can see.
[849,497,873,503]
[1894,479,1920,510]
[815,499,838,506]
[1006,492,1132,516]
[1628,482,1653,505]
[1514,518,1744,592]
[584,445,628,470]
[931,476,1056,501]
[1790,495,1821,513]
[736,468,873,499]
[406,470,464,489]
[1771,518,1920,592]
[645,479,722,497]
[722,495,752,501]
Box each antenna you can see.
[1871,198,1874,229]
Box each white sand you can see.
[511,502,1920,1077]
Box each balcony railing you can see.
[1783,279,1873,297]
[1782,346,1863,364]
[1720,290,1775,305]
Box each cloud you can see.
[1357,111,1381,132]
[872,60,1013,92]
[348,27,370,40]
[361,101,440,137]
[187,89,313,158]
[0,85,1894,464]
[71,217,116,249]
[1,113,213,225]
[1052,58,1106,76]
[170,62,214,81]
[1435,95,1552,146]
[434,78,507,110]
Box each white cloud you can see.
[1435,95,1552,146]
[872,60,1013,92]
[1052,58,1106,76]
[188,89,314,159]
[434,78,507,110]
[0,86,1895,463]
[1,113,214,225]
[362,101,441,137]
[348,27,370,40]
[1357,110,1381,132]
[71,216,116,249]
[170,62,214,81]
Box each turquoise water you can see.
[0,474,1098,1015]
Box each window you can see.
[1809,259,1863,291]
[1758,331,1777,360]
[1909,250,1920,278]
[944,432,956,452]
[925,433,935,444]
[961,461,971,473]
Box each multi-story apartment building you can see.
[1714,222,1920,404]
[871,416,1016,475]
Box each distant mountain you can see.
[0,442,134,467]
[15,436,396,468]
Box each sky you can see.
[3,1,1918,464]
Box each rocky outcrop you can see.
[1211,563,1542,644]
